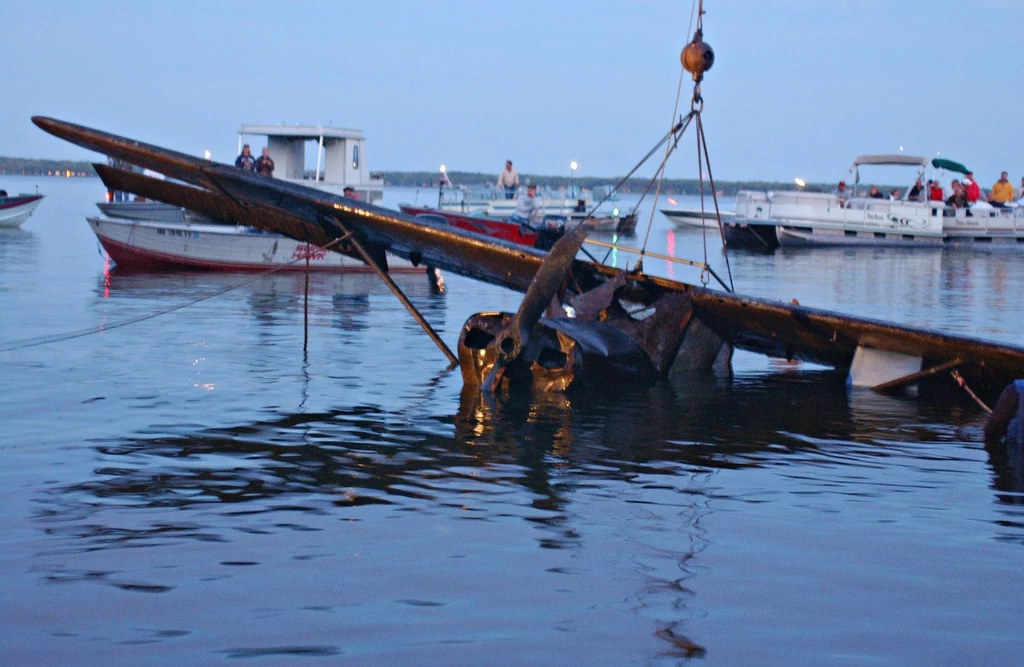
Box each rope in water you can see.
[0,234,350,354]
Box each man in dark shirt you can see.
[255,147,274,177]
[868,186,884,199]
[907,178,924,201]
[235,144,256,172]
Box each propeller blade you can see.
[482,220,595,391]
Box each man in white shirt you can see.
[509,184,543,230]
[497,160,519,199]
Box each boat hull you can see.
[87,217,421,272]
[0,195,44,228]
[777,225,944,247]
[440,199,630,232]
[661,207,735,229]
[729,189,1024,248]
[96,200,210,223]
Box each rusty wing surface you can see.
[93,163,358,259]
[35,116,1024,400]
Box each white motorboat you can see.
[86,216,418,272]
[436,183,632,232]
[721,155,1024,249]
[0,192,45,228]
[87,122,418,272]
[660,206,735,228]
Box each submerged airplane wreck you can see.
[33,116,1024,407]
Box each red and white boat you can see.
[398,204,546,247]
[86,215,421,272]
[86,122,423,272]
[0,193,45,228]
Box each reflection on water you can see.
[0,228,39,278]
[5,182,1024,664]
[30,371,992,661]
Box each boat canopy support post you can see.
[328,214,458,368]
[315,134,324,184]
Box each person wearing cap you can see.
[990,172,1013,207]
[508,184,543,231]
[497,160,519,199]
[235,144,256,172]
[962,171,981,203]
[832,180,850,206]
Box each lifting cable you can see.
[630,0,734,292]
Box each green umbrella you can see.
[931,158,969,174]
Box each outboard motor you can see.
[534,214,567,251]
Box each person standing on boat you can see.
[989,172,1013,207]
[497,160,519,199]
[255,147,275,177]
[832,180,850,206]
[509,184,543,231]
[962,171,981,203]
[235,144,256,172]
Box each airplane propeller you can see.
[464,220,595,393]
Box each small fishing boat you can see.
[437,183,636,233]
[398,204,543,247]
[660,206,735,228]
[0,192,45,228]
[95,199,207,223]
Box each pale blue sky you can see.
[4,1,1022,183]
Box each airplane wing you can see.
[35,116,1024,402]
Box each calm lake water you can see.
[2,175,1023,665]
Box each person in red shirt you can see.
[963,171,981,202]
[928,180,944,201]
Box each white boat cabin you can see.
[238,123,384,204]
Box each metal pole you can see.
[303,251,311,352]
[332,217,458,367]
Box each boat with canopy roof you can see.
[721,154,1024,249]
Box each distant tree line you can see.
[380,170,837,196]
[0,157,96,177]
[1,156,865,195]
